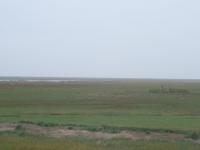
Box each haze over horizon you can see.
[1,0,200,79]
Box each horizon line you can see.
[0,76,200,80]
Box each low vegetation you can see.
[149,86,190,94]
[17,120,200,137]
[0,79,200,149]
[190,132,199,140]
[0,133,200,150]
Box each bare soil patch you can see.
[0,123,198,144]
[0,123,17,132]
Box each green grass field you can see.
[0,79,200,149]
[0,133,200,150]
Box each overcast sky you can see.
[0,0,200,79]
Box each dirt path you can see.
[0,123,199,144]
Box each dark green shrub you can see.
[15,125,23,131]
[68,126,73,130]
[190,132,199,140]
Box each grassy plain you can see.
[0,79,200,149]
[0,133,200,150]
[0,79,200,131]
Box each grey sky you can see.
[0,0,200,79]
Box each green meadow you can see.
[0,133,200,150]
[0,79,200,149]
